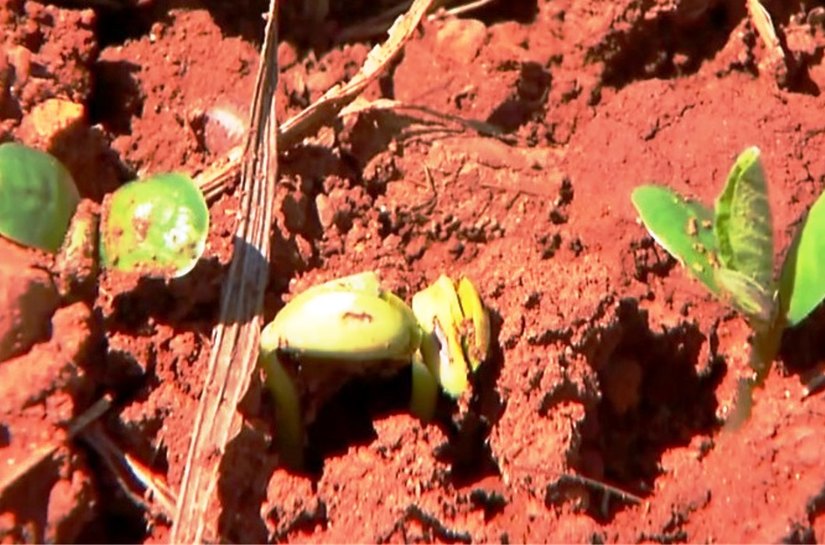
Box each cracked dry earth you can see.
[1,0,825,542]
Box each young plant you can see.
[100,172,210,278]
[632,147,825,423]
[0,142,210,279]
[0,142,80,252]
[258,271,491,469]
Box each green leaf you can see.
[411,276,472,397]
[713,147,774,292]
[631,185,720,294]
[779,190,825,326]
[100,172,209,278]
[0,143,79,252]
[714,267,776,330]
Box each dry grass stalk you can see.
[169,0,281,541]
[178,0,435,541]
[196,0,436,202]
[0,395,112,499]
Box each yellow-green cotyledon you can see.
[258,271,491,469]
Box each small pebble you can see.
[436,19,487,63]
[315,193,334,230]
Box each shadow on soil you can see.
[486,61,552,134]
[89,60,144,139]
[0,456,65,543]
[594,0,821,97]
[90,0,539,60]
[76,428,158,544]
[217,423,281,543]
[229,305,506,509]
[92,0,264,45]
[781,303,825,375]
[278,0,538,52]
[212,309,505,541]
[301,306,505,483]
[103,259,221,329]
[596,0,746,90]
[435,309,507,488]
[569,299,725,521]
[99,235,267,395]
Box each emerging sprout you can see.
[100,172,209,278]
[0,142,80,252]
[259,271,491,468]
[632,147,825,425]
[0,142,211,287]
[412,275,491,397]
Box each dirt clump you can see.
[1,0,825,542]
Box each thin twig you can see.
[278,0,435,150]
[169,0,281,541]
[81,424,180,525]
[338,97,506,138]
[0,394,112,498]
[195,146,243,202]
[196,0,438,204]
[179,1,436,540]
[802,373,825,399]
[555,474,643,505]
[379,504,473,543]
[431,0,497,19]
[747,0,788,86]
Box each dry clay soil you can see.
[1,0,825,542]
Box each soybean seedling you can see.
[632,147,825,424]
[100,172,210,278]
[258,271,491,469]
[0,142,209,279]
[0,142,80,253]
